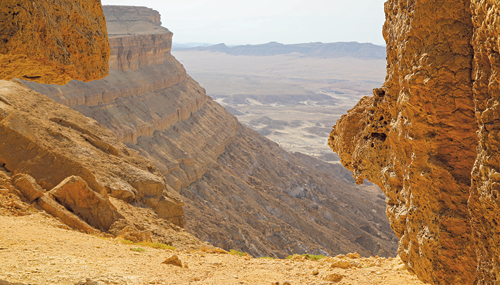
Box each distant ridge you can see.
[172,41,386,59]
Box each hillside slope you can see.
[23,5,397,258]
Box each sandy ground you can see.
[0,214,425,285]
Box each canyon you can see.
[3,0,500,284]
[172,42,386,162]
[330,0,500,284]
[21,5,398,259]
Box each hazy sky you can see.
[101,0,387,46]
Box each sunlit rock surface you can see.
[0,0,110,84]
[330,0,500,284]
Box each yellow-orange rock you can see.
[329,0,479,283]
[0,0,110,84]
[469,1,500,284]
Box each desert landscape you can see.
[1,0,500,284]
[173,43,386,162]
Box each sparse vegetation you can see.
[130,247,146,252]
[118,239,176,251]
[229,249,246,256]
[258,256,274,260]
[286,254,326,261]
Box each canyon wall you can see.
[0,0,110,84]
[0,0,195,248]
[330,0,500,284]
[24,6,399,258]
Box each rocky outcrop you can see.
[24,6,398,259]
[103,5,173,72]
[329,0,500,284]
[0,0,110,84]
[0,80,183,228]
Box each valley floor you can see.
[0,214,423,285]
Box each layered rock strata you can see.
[24,6,399,258]
[0,0,110,84]
[0,80,183,229]
[330,0,500,284]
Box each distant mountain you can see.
[172,41,386,59]
[172,42,214,48]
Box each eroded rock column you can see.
[329,0,478,283]
[469,1,500,283]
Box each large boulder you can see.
[0,0,110,84]
[49,176,123,231]
[37,194,96,234]
[12,173,44,203]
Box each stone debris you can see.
[324,273,344,282]
[162,255,183,267]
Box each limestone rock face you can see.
[0,0,110,84]
[329,0,500,284]
[24,6,399,258]
[103,5,173,72]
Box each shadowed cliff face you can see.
[330,0,500,284]
[24,6,399,258]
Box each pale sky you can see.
[101,0,387,46]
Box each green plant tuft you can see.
[229,249,246,256]
[286,254,326,260]
[130,247,146,252]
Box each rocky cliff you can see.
[0,0,110,84]
[0,0,201,251]
[24,5,399,258]
[330,0,500,284]
[0,79,197,246]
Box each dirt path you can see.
[0,214,424,285]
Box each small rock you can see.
[346,252,360,259]
[74,278,103,285]
[312,269,319,275]
[283,282,291,285]
[350,260,363,268]
[162,255,183,267]
[324,273,344,283]
[331,259,352,269]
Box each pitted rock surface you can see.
[0,0,110,84]
[330,0,500,284]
